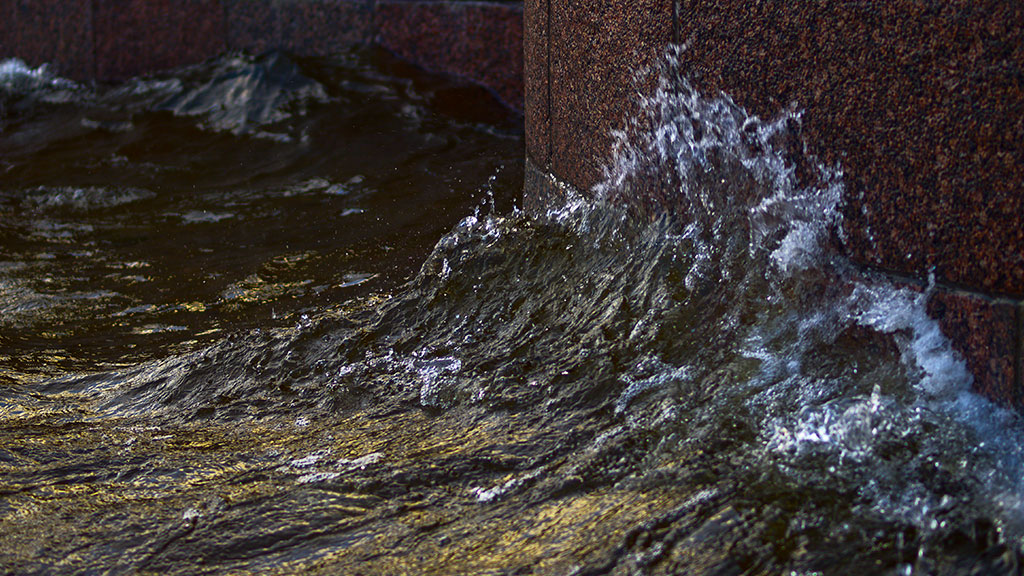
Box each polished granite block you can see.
[674,1,1024,298]
[0,0,10,58]
[522,157,567,216]
[7,0,95,79]
[225,0,279,54]
[376,0,524,111]
[0,0,525,111]
[93,0,226,79]
[277,0,374,57]
[524,0,1023,409]
[548,0,673,192]
[928,289,1020,410]
[524,0,549,167]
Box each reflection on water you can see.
[0,50,522,376]
[1,47,1023,575]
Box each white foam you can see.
[412,354,462,407]
[0,59,48,82]
[595,44,1024,535]
[0,58,77,92]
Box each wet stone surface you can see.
[1,0,96,79]
[927,290,1020,410]
[548,0,672,190]
[523,0,550,167]
[3,39,1024,576]
[526,0,1024,414]
[673,1,1024,297]
[93,0,227,79]
[376,0,524,110]
[6,48,1024,574]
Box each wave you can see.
[7,46,1023,574]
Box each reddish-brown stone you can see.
[927,289,1020,409]
[376,0,524,111]
[277,0,373,57]
[6,0,95,79]
[524,0,549,167]
[93,0,226,79]
[548,0,673,192]
[674,1,1024,298]
[225,0,279,54]
[0,0,11,59]
[528,0,1024,409]
[0,0,525,114]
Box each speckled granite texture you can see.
[528,1,1023,297]
[672,1,1024,409]
[0,2,8,59]
[549,0,672,191]
[376,0,524,110]
[94,0,226,79]
[277,0,374,57]
[225,0,283,55]
[0,0,522,110]
[1,0,96,80]
[928,290,1020,410]
[226,0,375,57]
[524,0,1024,409]
[522,158,565,216]
[675,1,1024,300]
[524,0,549,168]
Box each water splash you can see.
[38,46,1022,572]
[0,58,78,96]
[4,47,1023,574]
[590,45,1024,547]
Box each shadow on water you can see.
[0,48,522,377]
[1,47,1023,575]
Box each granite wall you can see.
[4,0,1021,411]
[524,1,1024,409]
[0,0,524,111]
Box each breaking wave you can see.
[4,47,1023,575]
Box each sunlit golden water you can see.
[1,48,1022,575]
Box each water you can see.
[1,47,1023,575]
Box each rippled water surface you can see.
[2,48,1023,575]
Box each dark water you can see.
[2,47,1023,575]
